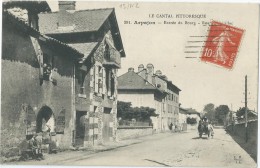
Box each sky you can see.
[47,1,259,112]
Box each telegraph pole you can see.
[245,75,248,143]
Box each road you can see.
[16,129,256,167]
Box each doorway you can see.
[102,108,112,142]
[36,106,54,133]
[75,111,87,147]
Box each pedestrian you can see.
[175,124,178,132]
[169,122,173,130]
[208,122,214,138]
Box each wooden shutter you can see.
[94,65,99,93]
[102,67,106,94]
[107,70,111,96]
[56,109,66,134]
[99,67,103,94]
[90,67,94,87]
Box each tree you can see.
[117,101,132,119]
[117,101,157,122]
[215,105,230,124]
[236,107,248,118]
[203,103,215,121]
[186,117,197,125]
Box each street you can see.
[16,129,256,167]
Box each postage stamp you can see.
[201,20,244,69]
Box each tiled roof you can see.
[3,10,83,59]
[39,8,114,34]
[118,71,157,90]
[68,42,99,61]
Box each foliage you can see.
[117,101,157,122]
[203,103,215,121]
[236,107,248,118]
[215,105,230,124]
[186,117,197,125]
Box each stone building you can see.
[38,1,125,146]
[118,64,180,132]
[1,1,125,156]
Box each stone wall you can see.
[1,19,75,157]
[226,120,257,144]
[117,127,153,140]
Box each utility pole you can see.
[245,75,248,143]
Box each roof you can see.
[179,107,200,115]
[38,8,126,57]
[118,71,158,90]
[3,1,51,13]
[155,74,181,92]
[3,10,83,59]
[68,42,99,62]
[38,8,114,34]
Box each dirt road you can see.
[14,129,256,167]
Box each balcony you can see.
[103,40,121,69]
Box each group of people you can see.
[29,134,44,160]
[198,116,214,138]
[169,123,181,132]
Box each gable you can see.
[118,71,156,90]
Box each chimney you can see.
[155,70,162,76]
[146,63,154,75]
[59,1,76,11]
[128,67,134,72]
[138,64,144,72]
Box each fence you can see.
[118,120,151,127]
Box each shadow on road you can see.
[226,130,257,162]
[192,137,209,140]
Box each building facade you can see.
[118,64,181,132]
[1,1,125,156]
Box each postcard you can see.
[1,1,259,167]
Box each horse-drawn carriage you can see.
[198,120,214,139]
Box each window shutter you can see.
[107,70,111,96]
[56,109,66,134]
[99,67,103,94]
[94,65,99,93]
[102,68,106,94]
[90,68,94,87]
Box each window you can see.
[94,65,104,95]
[104,44,110,60]
[78,70,86,96]
[43,54,53,81]
[104,107,112,114]
[111,74,115,96]
[41,53,57,85]
[105,68,115,97]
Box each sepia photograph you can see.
[1,1,259,167]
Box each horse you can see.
[198,121,212,138]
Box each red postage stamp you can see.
[201,21,244,69]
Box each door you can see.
[102,108,112,142]
[75,111,87,147]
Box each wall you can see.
[117,127,153,140]
[118,91,155,108]
[78,30,119,146]
[1,21,74,157]
[226,121,257,144]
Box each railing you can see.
[118,120,151,127]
